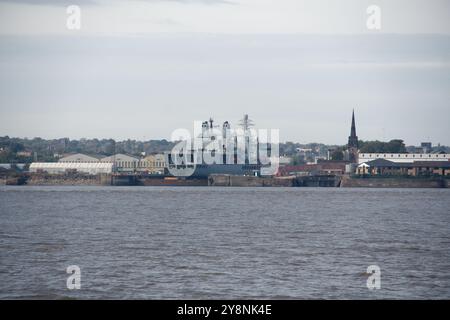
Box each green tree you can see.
[330,149,344,161]
[290,154,306,165]
[359,139,406,153]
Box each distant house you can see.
[59,153,101,163]
[16,151,32,157]
[0,164,13,170]
[278,156,292,165]
[421,142,432,153]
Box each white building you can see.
[278,156,292,165]
[30,162,113,175]
[59,153,101,163]
[358,152,450,164]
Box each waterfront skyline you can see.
[1,1,450,305]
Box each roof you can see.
[358,163,370,167]
[101,153,139,162]
[319,163,347,170]
[278,165,317,172]
[363,159,409,168]
[145,154,166,160]
[362,158,450,168]
[59,153,101,162]
[412,161,450,168]
[30,162,113,169]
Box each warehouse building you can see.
[29,162,113,175]
[356,159,450,176]
[100,153,141,172]
[358,152,450,164]
[144,154,166,174]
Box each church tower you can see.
[347,110,359,163]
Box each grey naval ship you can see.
[165,115,272,178]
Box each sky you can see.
[0,0,449,145]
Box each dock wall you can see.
[208,175,295,187]
[26,173,108,186]
[141,177,208,186]
[340,176,448,188]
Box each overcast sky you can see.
[0,0,449,145]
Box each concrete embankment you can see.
[208,174,341,187]
[1,176,27,185]
[340,176,448,188]
[26,173,112,186]
[208,174,295,187]
[24,174,208,186]
[8,172,447,188]
[296,175,341,187]
[141,177,208,186]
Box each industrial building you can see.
[32,152,169,175]
[356,159,450,176]
[100,153,140,172]
[58,153,142,172]
[358,152,450,164]
[144,154,166,174]
[29,162,113,175]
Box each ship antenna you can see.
[239,114,254,131]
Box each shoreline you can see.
[2,173,449,188]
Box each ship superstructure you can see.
[166,115,269,178]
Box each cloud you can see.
[154,0,236,4]
[0,0,98,5]
[0,0,236,6]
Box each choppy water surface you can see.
[1,186,449,299]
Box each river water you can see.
[0,186,449,299]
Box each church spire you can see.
[350,109,356,138]
[347,109,359,162]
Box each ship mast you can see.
[238,114,254,132]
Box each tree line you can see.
[1,136,445,164]
[0,136,176,163]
